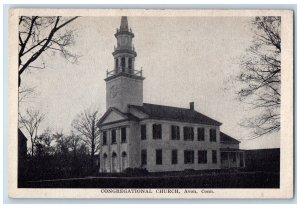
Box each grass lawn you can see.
[22,171,279,188]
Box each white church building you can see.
[97,16,245,173]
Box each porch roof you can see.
[220,148,244,152]
[220,132,240,144]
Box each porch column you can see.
[118,57,121,72]
[132,59,135,71]
[243,152,246,168]
[108,131,112,173]
[227,152,230,168]
[114,58,117,71]
[99,136,102,173]
[117,127,121,172]
[125,57,129,73]
[235,152,238,168]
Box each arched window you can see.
[128,58,132,70]
[121,57,125,72]
[103,153,107,158]
[112,152,118,172]
[122,152,127,157]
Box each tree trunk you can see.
[90,149,94,173]
[31,137,34,157]
[18,74,21,87]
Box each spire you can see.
[120,16,129,31]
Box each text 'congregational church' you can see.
[97,16,245,173]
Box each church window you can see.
[121,127,126,143]
[171,125,180,140]
[141,149,147,166]
[198,150,207,164]
[102,131,107,145]
[197,128,205,141]
[172,149,178,164]
[184,150,194,164]
[128,58,132,69]
[111,152,118,172]
[111,129,116,144]
[122,152,127,157]
[184,127,194,141]
[141,124,146,140]
[153,124,162,139]
[210,129,217,142]
[121,57,125,71]
[156,149,162,165]
[212,150,217,164]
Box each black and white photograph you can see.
[9,9,293,198]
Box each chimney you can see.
[189,102,194,110]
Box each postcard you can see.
[8,9,293,199]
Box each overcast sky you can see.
[19,16,280,149]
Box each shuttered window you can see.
[198,150,207,164]
[141,124,146,140]
[102,131,107,145]
[184,150,194,164]
[156,149,162,165]
[212,150,217,164]
[184,127,194,141]
[153,124,162,140]
[210,129,217,142]
[121,127,126,143]
[111,129,116,144]
[172,150,178,164]
[197,128,205,141]
[141,149,147,166]
[171,125,180,140]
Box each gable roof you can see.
[112,107,140,121]
[98,107,139,127]
[129,103,221,126]
[220,132,240,144]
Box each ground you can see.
[22,170,279,188]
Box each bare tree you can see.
[71,110,101,171]
[18,109,45,156]
[36,128,55,156]
[237,17,281,138]
[53,131,70,155]
[67,132,82,158]
[18,85,37,104]
[18,16,79,87]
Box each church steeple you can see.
[120,16,129,31]
[105,16,144,112]
[112,16,137,74]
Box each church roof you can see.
[129,103,222,126]
[98,107,140,127]
[220,132,240,144]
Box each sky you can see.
[19,16,280,150]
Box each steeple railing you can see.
[106,68,143,78]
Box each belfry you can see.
[105,16,144,113]
[113,16,136,73]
